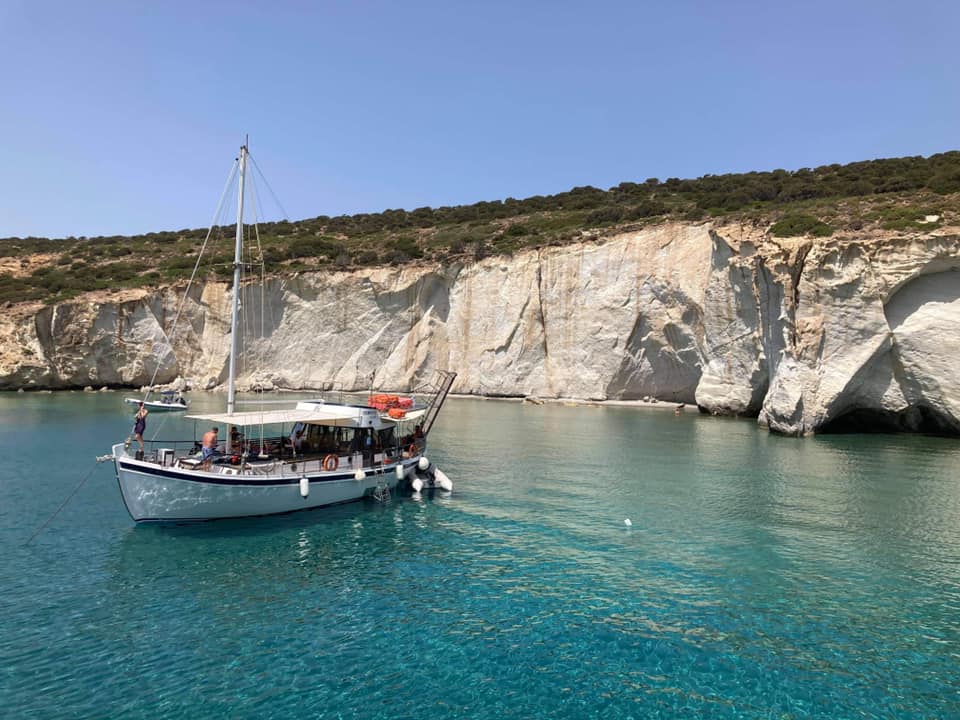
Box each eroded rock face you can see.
[758,235,960,434]
[1,223,958,436]
[695,232,773,415]
[531,222,710,401]
[804,264,960,435]
[0,291,179,389]
[885,271,960,430]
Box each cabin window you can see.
[378,427,396,451]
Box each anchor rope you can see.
[24,462,101,546]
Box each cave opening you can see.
[820,404,960,437]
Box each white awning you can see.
[187,401,385,428]
[383,408,427,423]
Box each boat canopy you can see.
[386,408,426,423]
[185,401,424,429]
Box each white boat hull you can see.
[111,443,412,522]
[124,398,188,412]
[104,143,457,523]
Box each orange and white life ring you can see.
[322,454,339,472]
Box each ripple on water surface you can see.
[1,394,959,719]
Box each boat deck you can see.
[130,437,424,479]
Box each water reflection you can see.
[2,394,960,718]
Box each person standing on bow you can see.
[132,402,148,457]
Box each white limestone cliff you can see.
[758,234,960,434]
[1,221,957,435]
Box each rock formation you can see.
[1,221,958,436]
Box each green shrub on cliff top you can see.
[770,214,834,237]
[869,206,943,231]
[1,150,958,302]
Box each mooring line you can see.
[23,462,101,546]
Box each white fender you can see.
[299,477,310,498]
[396,463,405,481]
[434,468,453,492]
[418,456,430,471]
[411,475,424,493]
[354,469,366,481]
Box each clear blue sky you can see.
[2,0,958,239]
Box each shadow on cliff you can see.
[820,270,960,436]
[604,279,703,403]
[884,269,960,330]
[821,404,959,436]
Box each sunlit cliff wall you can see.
[2,222,958,435]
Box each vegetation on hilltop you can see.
[1,151,959,304]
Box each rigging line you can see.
[249,152,290,221]
[244,172,268,384]
[24,463,101,546]
[236,171,255,383]
[141,160,240,395]
[247,171,276,389]
[250,190,269,444]
[234,169,262,398]
[245,170,264,379]
[242,172,276,443]
[243,167,264,384]
[144,400,179,442]
[257,207,266,387]
[249,169,267,332]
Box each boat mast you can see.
[227,140,247,417]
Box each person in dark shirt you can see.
[132,402,148,457]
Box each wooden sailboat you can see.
[108,142,456,522]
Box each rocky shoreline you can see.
[1,221,958,436]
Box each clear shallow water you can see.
[1,393,959,719]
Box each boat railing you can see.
[129,436,426,475]
[130,439,201,465]
[412,370,457,436]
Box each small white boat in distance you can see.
[124,391,189,412]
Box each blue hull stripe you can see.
[119,460,388,487]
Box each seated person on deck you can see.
[288,428,305,455]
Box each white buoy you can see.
[411,476,424,493]
[396,463,405,481]
[354,469,366,481]
[434,468,453,492]
[418,456,429,471]
[299,477,309,498]
[624,518,632,527]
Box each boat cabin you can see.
[182,400,425,471]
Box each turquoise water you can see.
[1,392,959,719]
